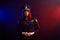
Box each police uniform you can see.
[16,6,40,40]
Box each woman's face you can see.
[24,11,30,17]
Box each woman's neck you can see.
[26,16,28,20]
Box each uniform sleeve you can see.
[34,18,40,31]
[16,20,22,40]
[16,20,23,34]
[34,18,40,40]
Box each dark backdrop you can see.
[0,0,60,40]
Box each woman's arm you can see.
[34,18,40,40]
[34,18,40,32]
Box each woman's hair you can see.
[27,10,32,19]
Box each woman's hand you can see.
[22,32,35,37]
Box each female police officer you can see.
[16,5,40,40]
